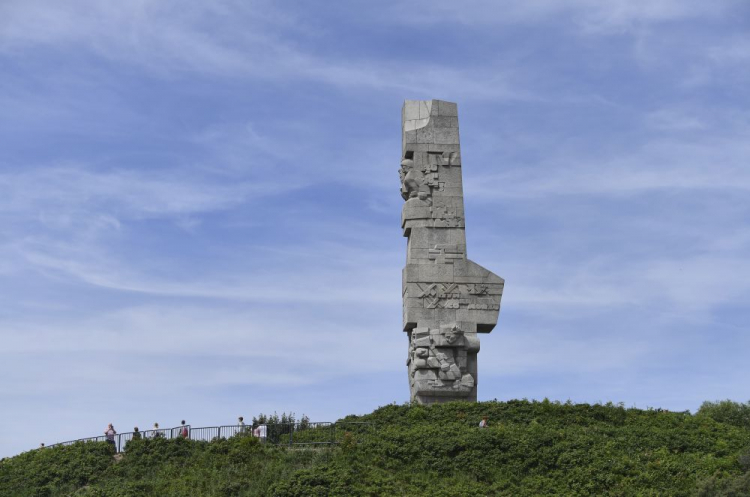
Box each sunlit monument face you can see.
[400,100,504,404]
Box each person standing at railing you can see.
[132,427,141,440]
[153,422,163,438]
[104,424,117,449]
[254,423,267,443]
[238,416,246,432]
[180,420,189,438]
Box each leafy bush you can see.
[697,400,750,429]
[695,472,750,496]
[0,441,114,496]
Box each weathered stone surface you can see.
[399,99,504,404]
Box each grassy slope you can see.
[1,400,749,496]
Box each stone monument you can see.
[400,99,504,404]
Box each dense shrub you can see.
[2,400,749,496]
[697,400,750,429]
[695,472,750,496]
[0,441,114,496]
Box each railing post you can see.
[218,426,221,439]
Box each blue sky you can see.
[1,0,749,457]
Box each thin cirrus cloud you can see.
[13,241,400,305]
[384,0,735,31]
[0,0,528,100]
[465,127,750,199]
[0,165,270,216]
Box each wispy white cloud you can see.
[486,329,652,375]
[12,238,400,305]
[1,303,399,359]
[0,0,533,101]
[645,108,706,131]
[0,165,273,218]
[707,34,750,65]
[466,132,750,199]
[384,0,736,31]
[498,253,750,316]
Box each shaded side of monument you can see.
[400,99,504,404]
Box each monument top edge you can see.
[402,99,458,122]
[403,99,456,105]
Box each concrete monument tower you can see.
[400,99,504,404]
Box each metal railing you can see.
[45,421,374,453]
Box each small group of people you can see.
[103,420,190,447]
[101,417,267,445]
[45,417,270,449]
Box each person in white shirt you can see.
[479,416,489,428]
[254,423,267,443]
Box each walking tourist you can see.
[104,423,117,448]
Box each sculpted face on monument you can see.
[400,99,504,404]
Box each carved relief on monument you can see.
[428,244,465,264]
[431,203,464,228]
[407,324,478,396]
[399,150,461,204]
[399,158,432,202]
[413,282,501,310]
[427,150,461,168]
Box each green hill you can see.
[2,400,749,496]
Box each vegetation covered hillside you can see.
[2,400,749,496]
